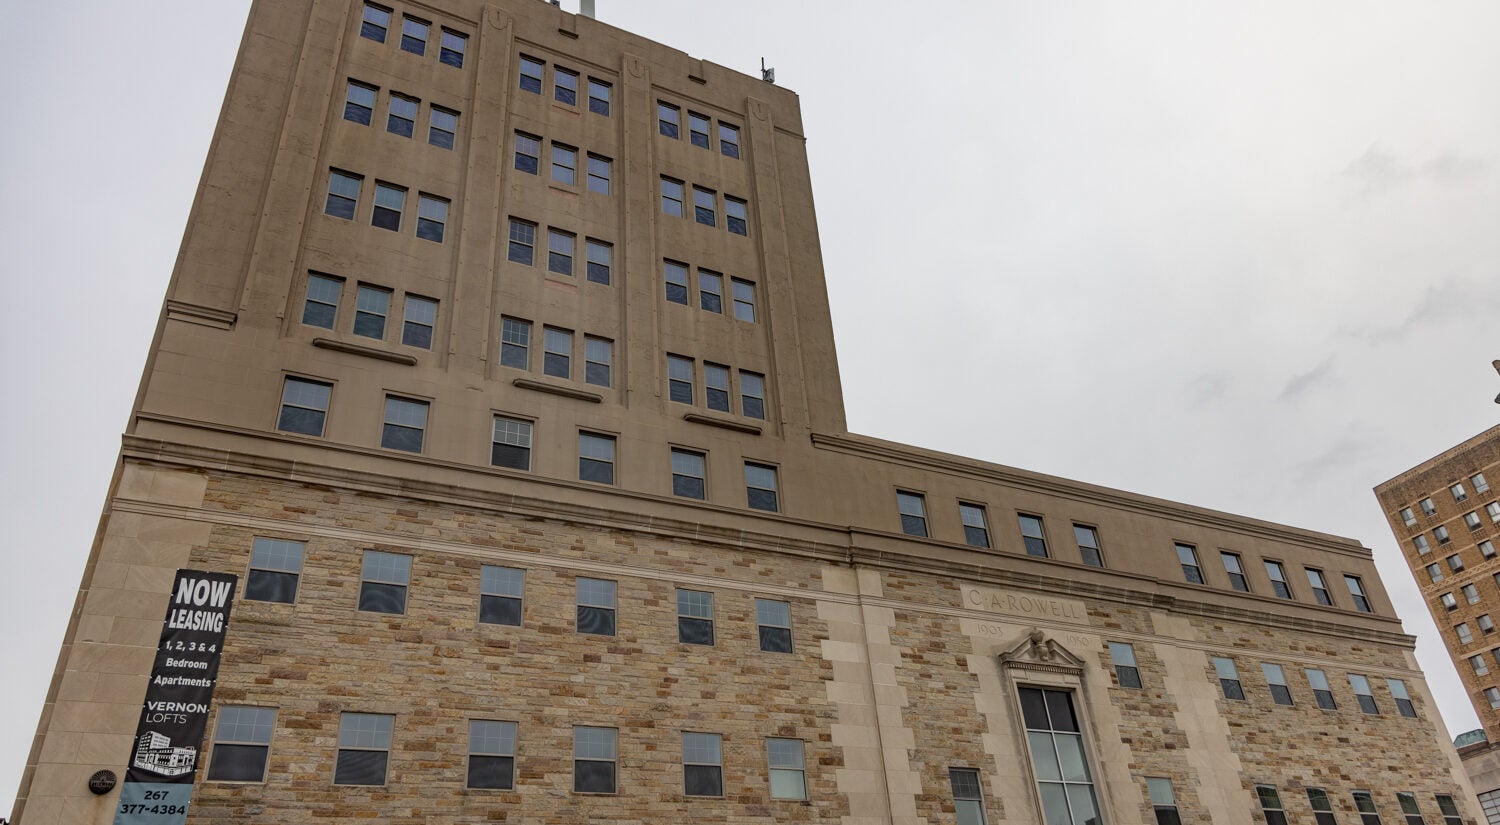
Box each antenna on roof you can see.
[761,58,775,84]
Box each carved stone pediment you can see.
[997,628,1087,676]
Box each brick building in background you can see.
[13,1,1479,823]
[1378,421,1500,823]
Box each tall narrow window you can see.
[1387,678,1417,718]
[664,260,690,304]
[694,187,717,226]
[554,66,578,105]
[1474,473,1491,493]
[1488,687,1500,709]
[514,132,540,174]
[576,577,616,636]
[399,16,428,55]
[1414,535,1430,553]
[359,550,411,614]
[548,229,575,275]
[585,239,612,285]
[1458,622,1475,643]
[543,327,572,378]
[499,317,530,368]
[671,449,707,499]
[1019,687,1101,825]
[897,491,928,537]
[1448,554,1466,573]
[1397,792,1425,825]
[1306,568,1333,606]
[1465,583,1481,604]
[1349,674,1380,714]
[1264,561,1292,599]
[578,432,615,484]
[731,278,756,322]
[1221,552,1249,592]
[508,219,536,264]
[573,726,617,793]
[467,720,516,789]
[1176,544,1203,584]
[1109,642,1141,688]
[386,95,417,138]
[719,122,741,158]
[1466,511,1483,529]
[584,337,612,388]
[587,79,611,115]
[740,371,766,419]
[439,29,466,67]
[1074,525,1103,567]
[1400,507,1416,526]
[682,733,723,796]
[1353,791,1383,825]
[698,269,724,313]
[1306,668,1336,709]
[1148,778,1181,825]
[354,284,391,338]
[1212,656,1245,700]
[360,3,391,42]
[949,768,988,825]
[745,462,779,512]
[479,565,524,626]
[587,154,611,195]
[278,377,331,436]
[704,363,730,412]
[960,503,991,549]
[1262,663,1293,705]
[1435,794,1463,825]
[1257,786,1289,825]
[1452,482,1469,502]
[1308,788,1338,825]
[1018,514,1048,557]
[768,739,807,800]
[1421,497,1436,516]
[756,598,792,653]
[334,713,393,786]
[1345,575,1372,612]
[325,170,361,219]
[247,537,305,604]
[661,177,685,216]
[667,355,694,404]
[551,143,577,186]
[725,196,749,235]
[676,589,714,645]
[688,112,711,148]
[490,416,532,471]
[519,56,544,94]
[302,273,342,329]
[208,706,276,782]
[401,295,436,348]
[428,106,457,149]
[344,81,376,125]
[1481,613,1496,634]
[416,194,447,242]
[381,396,428,453]
[658,102,680,137]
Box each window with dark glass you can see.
[479,565,523,626]
[949,767,987,825]
[1262,663,1293,705]
[699,269,724,313]
[439,29,466,67]
[1019,687,1102,825]
[1387,678,1417,718]
[1264,560,1292,599]
[587,154,611,195]
[429,106,457,149]
[467,720,516,789]
[1074,525,1103,567]
[585,337,612,387]
[386,94,417,138]
[687,111,711,148]
[344,81,376,125]
[726,196,748,235]
[508,218,536,264]
[1348,673,1380,714]
[548,229,575,275]
[661,177,685,216]
[416,194,447,242]
[960,503,991,549]
[573,726,616,793]
[1258,785,1289,825]
[554,66,578,105]
[586,239,612,285]
[740,371,766,420]
[757,598,792,653]
[518,55,544,94]
[1212,656,1244,700]
[542,327,572,378]
[1353,791,1384,825]
[399,16,427,55]
[208,706,275,782]
[360,4,391,42]
[897,491,928,537]
[371,183,404,230]
[745,463,778,512]
[1306,668,1336,710]
[490,416,532,471]
[500,317,530,369]
[704,363,730,412]
[682,732,723,797]
[1345,575,1372,612]
[694,186,717,226]
[720,122,741,158]
[668,355,694,404]
[1308,788,1339,825]
[1018,514,1048,557]
[247,537,304,604]
[671,448,707,499]
[1306,568,1333,606]
[401,295,435,348]
[551,143,577,186]
[664,259,690,304]
[1218,551,1248,591]
[578,432,615,484]
[358,550,410,614]
[576,577,616,636]
[587,78,611,115]
[302,273,342,328]
[325,170,361,219]
[1110,642,1141,688]
[1397,792,1426,825]
[677,589,714,645]
[1435,794,1463,825]
[277,377,331,436]
[732,278,756,322]
[380,396,427,453]
[514,132,540,174]
[1176,544,1202,583]
[658,102,680,137]
[1148,778,1181,825]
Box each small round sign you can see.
[87,769,117,795]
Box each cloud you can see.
[1339,145,1488,201]
[1291,434,1370,484]
[1185,372,1229,407]
[1421,151,1487,183]
[1338,278,1500,343]
[1278,357,1335,402]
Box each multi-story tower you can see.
[1377,422,1500,818]
[13,2,1479,824]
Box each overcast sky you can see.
[2,1,1497,808]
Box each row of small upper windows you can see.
[302,275,435,349]
[504,218,618,284]
[1424,541,1498,583]
[1177,542,1373,612]
[661,178,749,235]
[657,102,741,159]
[667,355,767,420]
[325,170,449,242]
[512,132,611,193]
[361,3,468,67]
[1252,787,1462,825]
[1192,651,1419,718]
[1410,505,1500,553]
[498,317,613,387]
[663,259,757,322]
[518,55,612,116]
[344,80,459,149]
[1399,473,1491,524]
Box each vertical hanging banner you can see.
[113,569,236,825]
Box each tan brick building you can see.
[12,1,1478,823]
[1377,421,1500,822]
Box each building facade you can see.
[1377,422,1500,821]
[13,1,1478,823]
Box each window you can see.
[1435,526,1451,544]
[1176,543,1203,584]
[731,278,756,322]
[1354,791,1384,825]
[587,154,611,195]
[1489,687,1500,709]
[664,259,690,304]
[671,448,707,499]
[1435,795,1462,825]
[1426,563,1443,584]
[688,112,711,149]
[578,432,615,484]
[1452,482,1469,502]
[1073,525,1103,567]
[1306,568,1333,606]
[897,491,928,537]
[1262,663,1293,705]
[699,270,724,313]
[344,81,376,125]
[720,122,741,158]
[704,363,730,411]
[1465,583,1481,604]
[1257,786,1289,825]
[740,371,766,420]
[1019,687,1102,825]
[667,355,694,404]
[325,170,361,219]
[360,3,391,42]
[417,194,447,242]
[1448,554,1465,573]
[247,537,304,604]
[519,55,544,94]
[1397,792,1425,825]
[1481,613,1496,634]
[960,504,991,549]
[548,229,575,275]
[1456,622,1474,644]
[550,143,577,186]
[335,713,394,786]
[381,396,427,452]
[467,720,516,789]
[1110,642,1141,688]
[1485,541,1499,559]
[277,377,331,436]
[949,768,988,825]
[573,726,617,793]
[507,219,536,264]
[1018,514,1048,557]
[677,589,714,645]
[1308,788,1339,825]
[658,102,680,138]
[694,187,717,226]
[1388,678,1417,718]
[1264,561,1292,599]
[500,317,531,368]
[587,78,611,115]
[543,326,572,378]
[757,598,793,653]
[386,94,417,138]
[1400,507,1416,526]
[1221,552,1249,592]
[354,284,391,337]
[359,550,411,614]
[370,181,405,229]
[439,29,466,67]
[584,337,612,387]
[302,273,342,328]
[585,239,612,285]
[514,132,540,174]
[491,416,532,471]
[768,739,807,800]
[682,732,723,796]
[554,67,578,106]
[1440,592,1457,611]
[1306,668,1336,709]
[401,295,436,348]
[1345,575,1372,612]
[661,177,685,216]
[1212,656,1245,700]
[576,577,616,636]
[479,565,524,626]
[1148,778,1181,825]
[746,462,779,512]
[1414,534,1430,554]
[726,196,748,235]
[400,16,428,55]
[1421,497,1437,516]
[208,705,275,782]
[1476,473,1491,493]
[1349,674,1380,713]
[429,106,457,149]
[1467,511,1484,529]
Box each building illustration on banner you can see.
[129,734,196,779]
